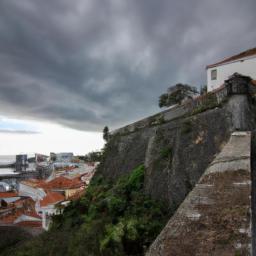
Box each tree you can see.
[84,151,103,162]
[158,83,198,108]
[158,93,169,108]
[200,85,207,95]
[103,126,109,142]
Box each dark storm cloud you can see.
[0,0,255,131]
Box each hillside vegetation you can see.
[5,165,169,256]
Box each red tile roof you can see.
[0,199,40,224]
[20,179,46,188]
[0,209,37,224]
[43,176,83,190]
[40,192,64,207]
[207,47,256,69]
[0,192,19,198]
[16,221,42,228]
[0,212,20,224]
[22,176,84,191]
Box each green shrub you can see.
[191,93,219,115]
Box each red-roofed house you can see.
[39,192,64,207]
[43,176,85,199]
[207,47,256,91]
[0,200,42,230]
[36,191,65,230]
[0,192,20,206]
[14,211,41,225]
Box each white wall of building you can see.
[207,56,256,91]
[35,201,62,230]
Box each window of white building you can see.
[211,69,217,80]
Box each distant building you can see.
[55,153,74,162]
[35,154,48,163]
[0,182,11,192]
[42,176,85,199]
[50,152,57,162]
[16,154,27,166]
[207,47,256,91]
[36,191,65,230]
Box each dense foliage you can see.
[0,227,32,255]
[159,83,198,108]
[7,165,169,256]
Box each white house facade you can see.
[207,47,256,92]
[35,201,58,230]
[35,192,65,230]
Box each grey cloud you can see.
[0,129,40,134]
[0,0,255,131]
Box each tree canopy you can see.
[158,83,198,108]
[103,126,109,142]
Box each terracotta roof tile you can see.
[0,212,22,224]
[0,192,19,198]
[40,192,64,207]
[16,221,42,228]
[0,200,40,224]
[22,176,84,190]
[207,47,256,69]
[20,179,46,188]
[43,176,83,190]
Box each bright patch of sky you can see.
[0,117,104,155]
[0,116,39,132]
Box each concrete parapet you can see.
[147,132,252,256]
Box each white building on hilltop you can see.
[207,47,256,92]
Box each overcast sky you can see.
[0,0,255,154]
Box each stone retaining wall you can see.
[147,132,252,256]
